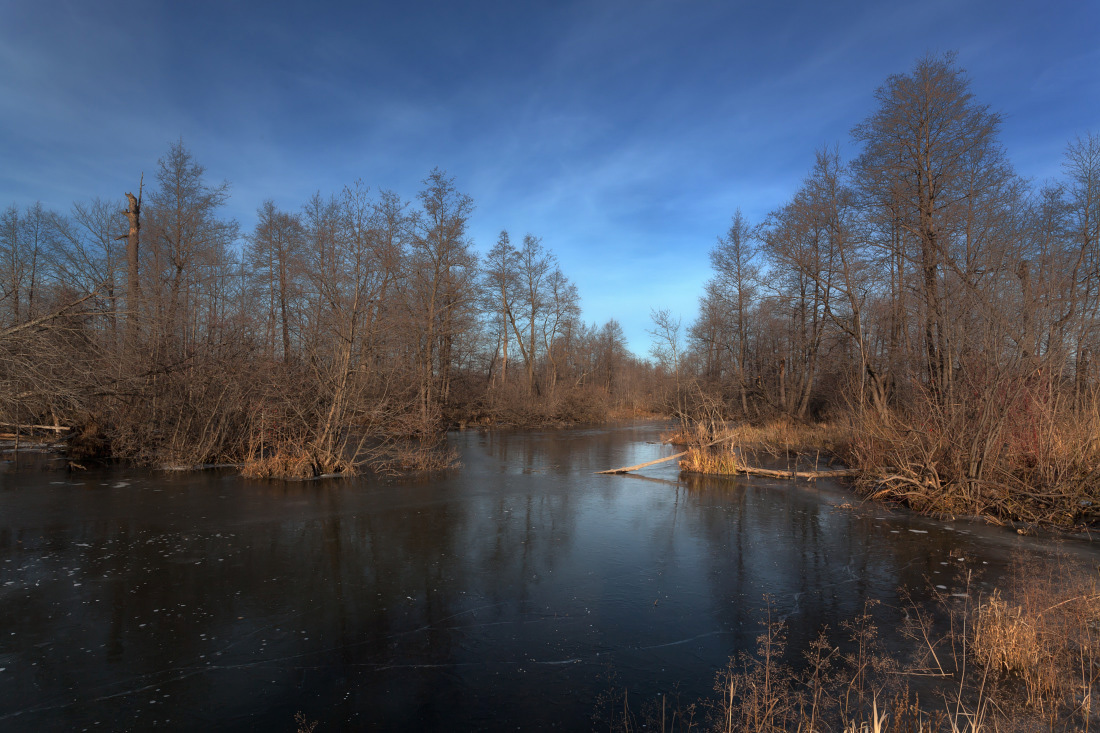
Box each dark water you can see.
[1,423,1096,730]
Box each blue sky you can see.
[1,0,1097,355]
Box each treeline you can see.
[0,151,650,474]
[675,53,1100,522]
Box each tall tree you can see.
[540,267,580,392]
[408,169,477,424]
[144,141,238,352]
[247,200,304,360]
[511,233,553,393]
[1062,133,1100,390]
[852,53,1011,400]
[706,209,759,414]
[482,230,519,386]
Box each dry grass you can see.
[673,418,855,477]
[671,382,1100,528]
[599,560,1100,732]
[969,562,1100,717]
[241,446,333,479]
[848,376,1100,526]
[240,441,358,479]
[664,417,851,452]
[717,418,853,455]
[678,446,745,475]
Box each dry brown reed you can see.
[240,445,354,479]
[848,375,1100,526]
[969,560,1100,719]
[667,417,853,454]
[675,418,855,477]
[599,559,1100,732]
[678,446,744,475]
[672,381,1100,527]
[294,711,318,733]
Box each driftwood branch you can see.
[0,422,70,433]
[716,465,859,480]
[597,450,690,474]
[597,432,739,474]
[598,432,859,480]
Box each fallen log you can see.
[700,465,860,481]
[0,422,70,433]
[598,432,859,480]
[597,450,690,474]
[597,433,739,474]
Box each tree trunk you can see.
[123,182,142,341]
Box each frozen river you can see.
[1,423,1094,730]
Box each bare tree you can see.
[0,203,57,325]
[510,233,553,394]
[852,52,1012,401]
[144,141,238,352]
[705,209,759,414]
[408,169,477,426]
[649,307,685,420]
[482,230,518,386]
[540,267,580,392]
[247,200,305,360]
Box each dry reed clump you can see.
[240,446,350,479]
[678,445,743,475]
[706,418,853,455]
[599,561,1100,732]
[674,418,855,476]
[969,591,1052,704]
[968,562,1100,716]
[715,418,853,456]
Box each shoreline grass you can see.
[598,559,1100,732]
[674,412,1100,529]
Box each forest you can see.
[679,54,1100,525]
[0,156,651,475]
[2,54,1099,523]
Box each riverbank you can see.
[672,416,1100,529]
[1,407,666,479]
[601,557,1100,732]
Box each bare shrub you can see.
[848,368,1100,525]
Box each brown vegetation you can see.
[598,560,1100,732]
[651,53,1100,526]
[848,379,1100,525]
[0,149,654,476]
[4,52,1100,496]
